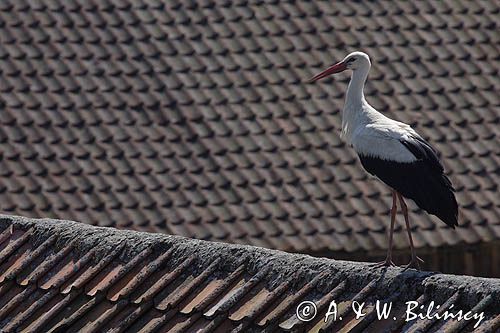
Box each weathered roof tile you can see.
[0,216,498,332]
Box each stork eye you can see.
[347,57,356,63]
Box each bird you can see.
[308,51,458,269]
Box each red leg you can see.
[397,193,424,270]
[373,190,397,267]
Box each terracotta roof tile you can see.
[2,215,498,332]
[0,0,499,256]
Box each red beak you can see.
[308,61,347,82]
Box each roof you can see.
[0,0,499,254]
[0,215,499,332]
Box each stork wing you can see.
[399,135,444,173]
[353,121,446,171]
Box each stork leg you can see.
[372,190,397,267]
[397,193,424,270]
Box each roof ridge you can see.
[1,214,498,311]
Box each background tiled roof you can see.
[0,215,499,332]
[0,1,499,254]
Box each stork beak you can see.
[308,61,347,82]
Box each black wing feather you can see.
[400,135,443,172]
[358,135,458,228]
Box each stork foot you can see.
[372,258,396,268]
[402,256,424,271]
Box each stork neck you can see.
[341,65,371,143]
[346,67,369,105]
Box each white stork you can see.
[309,51,458,269]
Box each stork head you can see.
[308,51,371,82]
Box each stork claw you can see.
[372,258,396,268]
[402,256,425,271]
